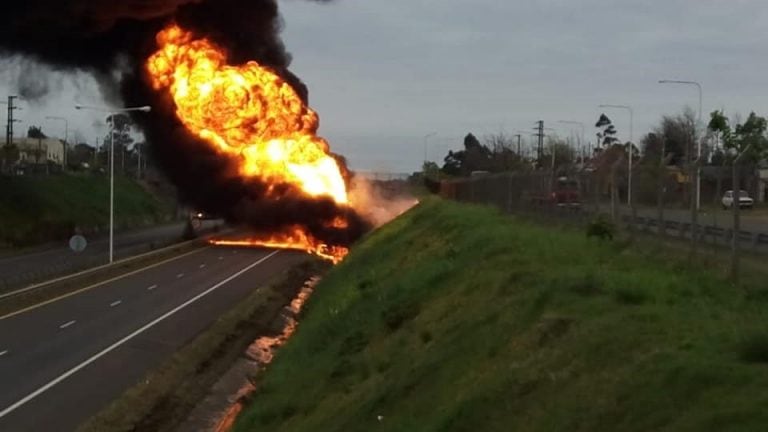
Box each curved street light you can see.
[658,79,703,210]
[74,105,152,263]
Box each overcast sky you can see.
[3,0,768,173]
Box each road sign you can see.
[69,235,87,253]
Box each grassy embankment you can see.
[234,197,768,432]
[0,174,174,246]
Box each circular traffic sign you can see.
[69,235,88,253]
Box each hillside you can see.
[234,198,768,432]
[0,174,175,246]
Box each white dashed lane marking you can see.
[147,285,157,291]
[59,320,76,330]
[176,273,184,279]
[110,300,122,308]
[0,250,281,420]
[199,264,206,269]
[0,350,7,357]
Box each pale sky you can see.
[2,0,768,173]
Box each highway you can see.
[0,221,220,291]
[0,245,304,431]
[622,205,768,234]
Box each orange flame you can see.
[210,229,348,264]
[147,24,351,262]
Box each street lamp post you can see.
[599,104,634,207]
[658,79,703,210]
[423,132,436,166]
[45,116,68,168]
[75,104,151,263]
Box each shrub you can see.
[586,215,616,241]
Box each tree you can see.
[27,126,46,139]
[1,144,19,173]
[440,133,493,176]
[640,132,664,165]
[708,110,768,282]
[104,113,135,174]
[595,114,618,147]
[484,132,525,172]
[652,109,697,167]
[540,137,575,172]
[462,133,492,173]
[442,150,465,176]
[710,149,726,167]
[69,143,96,169]
[422,161,440,179]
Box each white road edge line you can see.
[0,250,279,419]
[147,285,158,291]
[59,320,76,329]
[0,235,216,301]
[0,247,208,321]
[110,300,122,308]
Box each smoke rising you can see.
[349,177,419,228]
[0,0,370,249]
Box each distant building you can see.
[11,137,65,166]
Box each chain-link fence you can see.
[438,167,768,281]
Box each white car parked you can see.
[722,190,754,209]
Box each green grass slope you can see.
[235,198,768,432]
[0,174,173,246]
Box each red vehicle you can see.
[532,177,581,208]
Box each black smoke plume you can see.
[0,0,369,248]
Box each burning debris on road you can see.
[0,0,418,262]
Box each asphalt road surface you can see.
[0,245,304,431]
[0,221,220,290]
[623,205,768,234]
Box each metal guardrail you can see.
[0,222,225,295]
[621,214,768,249]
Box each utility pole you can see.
[137,143,142,179]
[514,134,522,156]
[535,120,545,166]
[6,96,17,148]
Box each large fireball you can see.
[146,24,351,262]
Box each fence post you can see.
[689,160,700,261]
[731,160,741,283]
[610,158,622,223]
